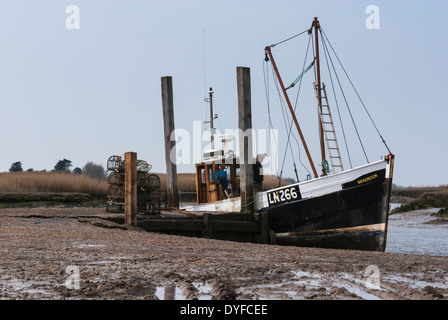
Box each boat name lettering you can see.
[267,185,301,206]
[357,173,378,185]
[342,169,385,190]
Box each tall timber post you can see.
[161,76,180,209]
[237,67,254,213]
[124,151,137,226]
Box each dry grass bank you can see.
[155,173,196,193]
[0,171,108,196]
[0,171,289,202]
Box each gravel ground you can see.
[0,207,447,300]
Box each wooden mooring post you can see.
[124,151,137,226]
[237,66,254,213]
[161,76,179,209]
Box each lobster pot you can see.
[107,184,124,200]
[108,172,125,185]
[145,174,161,189]
[107,155,124,172]
[137,160,152,173]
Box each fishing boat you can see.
[183,18,395,252]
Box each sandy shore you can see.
[0,207,447,300]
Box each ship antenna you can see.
[203,29,207,101]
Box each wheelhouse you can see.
[195,148,240,205]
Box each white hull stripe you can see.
[276,223,386,238]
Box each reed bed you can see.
[0,171,289,197]
[0,171,109,196]
[155,173,196,193]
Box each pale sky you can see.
[0,0,447,187]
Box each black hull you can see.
[266,170,391,251]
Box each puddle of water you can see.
[155,285,185,300]
[236,270,351,300]
[383,274,448,290]
[87,256,134,265]
[291,270,324,288]
[292,271,383,300]
[1,277,56,297]
[194,282,214,300]
[154,282,214,300]
[77,244,106,248]
[390,203,402,211]
[335,273,383,300]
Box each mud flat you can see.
[0,207,447,301]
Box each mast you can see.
[265,46,319,179]
[313,17,326,176]
[208,87,215,149]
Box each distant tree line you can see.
[9,161,23,172]
[8,159,107,181]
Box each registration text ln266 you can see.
[267,185,301,206]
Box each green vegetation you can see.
[433,207,448,217]
[9,161,23,172]
[54,159,73,172]
[82,162,107,181]
[391,186,448,214]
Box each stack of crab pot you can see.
[106,155,164,214]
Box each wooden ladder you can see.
[314,82,344,173]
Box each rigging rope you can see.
[320,27,392,155]
[272,33,316,183]
[269,29,309,48]
[290,33,314,177]
[262,58,279,188]
[320,31,353,169]
[271,61,300,183]
[319,28,369,163]
[286,59,315,90]
[265,33,315,183]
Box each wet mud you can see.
[0,207,447,300]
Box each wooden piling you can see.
[237,67,254,213]
[124,151,137,226]
[161,76,179,208]
[258,212,270,244]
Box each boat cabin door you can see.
[195,163,222,204]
